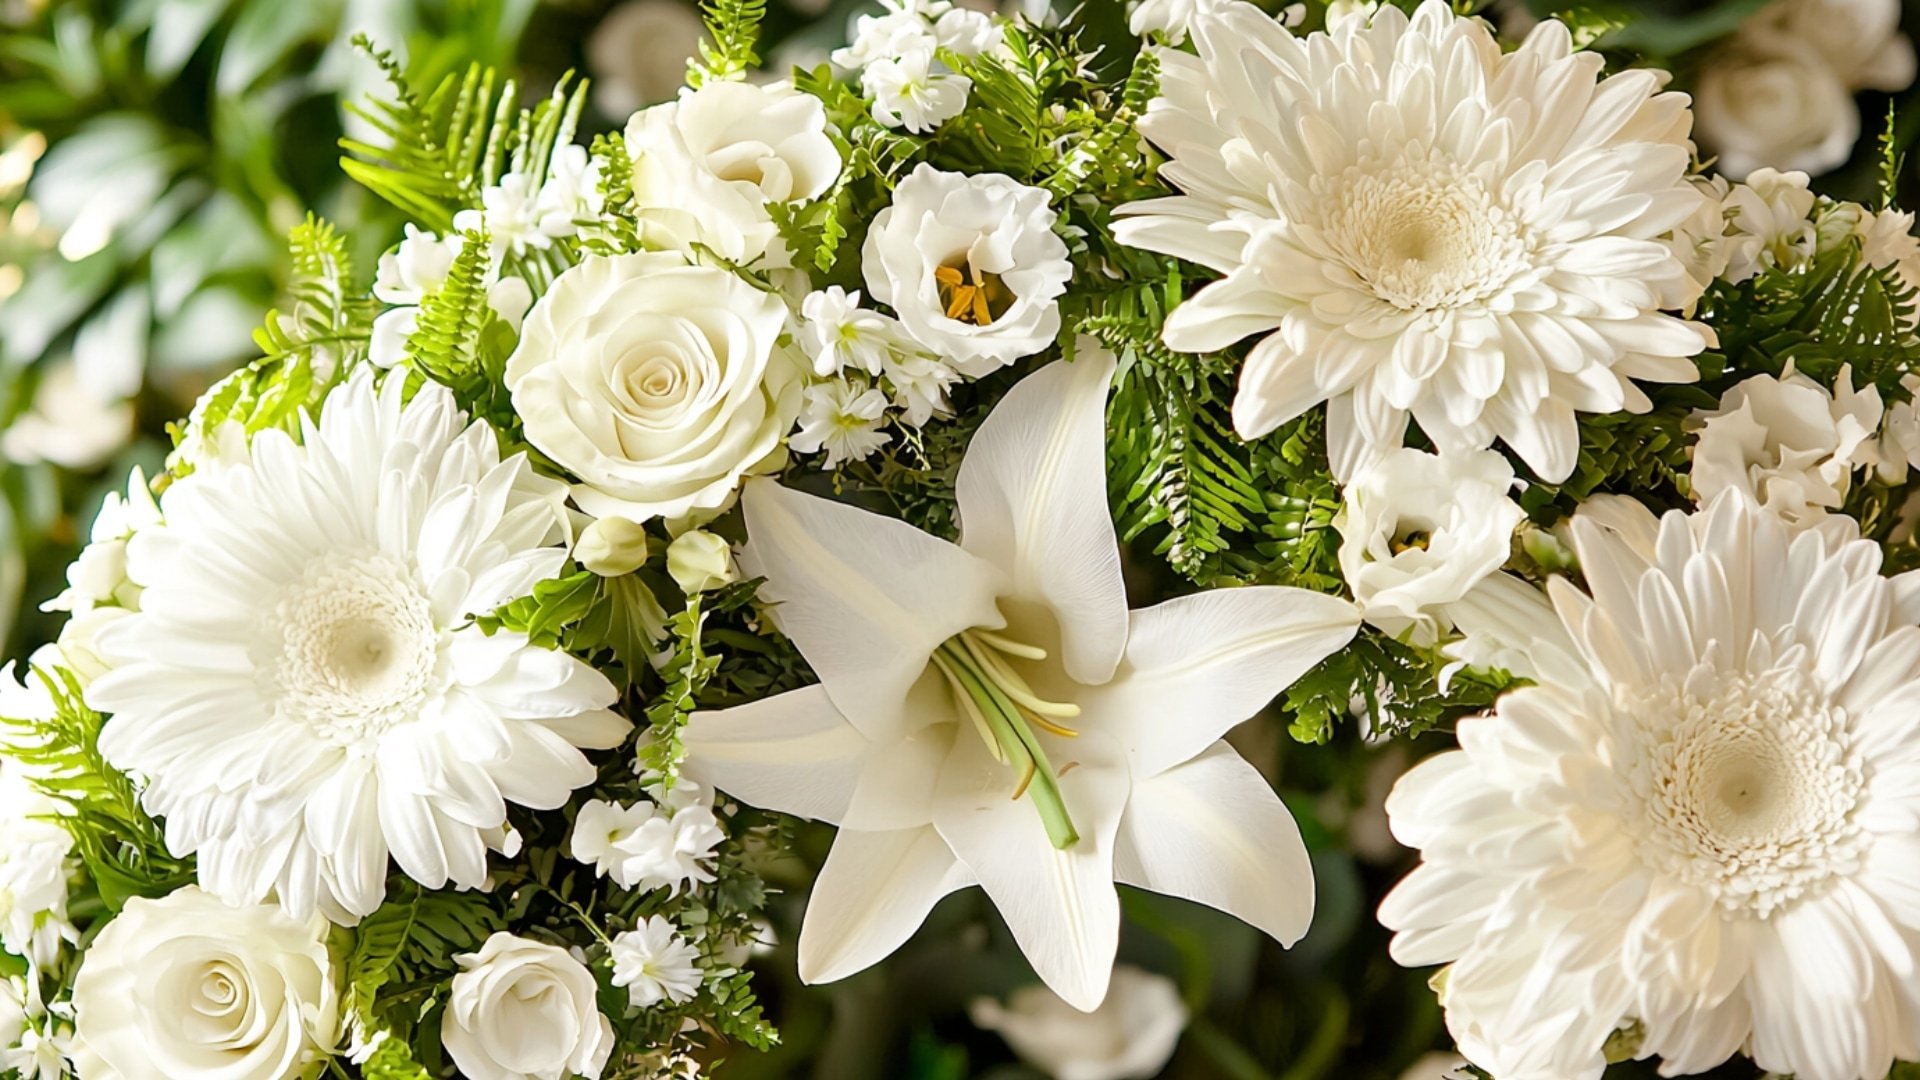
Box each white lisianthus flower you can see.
[86,372,629,922]
[45,466,158,615]
[1116,0,1712,482]
[863,165,1071,376]
[799,287,905,377]
[1720,169,1819,282]
[1,361,133,471]
[1334,449,1524,643]
[534,145,605,240]
[684,350,1359,1008]
[443,933,614,1080]
[69,887,338,1080]
[1382,492,1920,1080]
[1662,175,1735,312]
[587,0,709,117]
[862,49,972,134]
[1695,40,1857,181]
[1690,366,1883,527]
[506,251,804,524]
[969,966,1188,1080]
[570,796,725,895]
[0,761,77,969]
[369,227,534,368]
[610,915,704,1007]
[791,381,892,467]
[666,530,735,595]
[625,81,841,267]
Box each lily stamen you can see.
[934,629,1082,849]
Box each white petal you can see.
[740,478,1005,738]
[1082,586,1357,776]
[1115,742,1315,945]
[683,685,870,825]
[933,731,1130,1010]
[955,351,1129,685]
[797,825,974,984]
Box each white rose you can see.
[1691,366,1884,527]
[587,0,709,118]
[69,887,338,1080]
[1745,0,1916,93]
[666,529,735,594]
[969,966,1188,1080]
[443,933,613,1080]
[506,251,802,523]
[1695,38,1858,180]
[862,164,1071,376]
[1334,448,1525,643]
[625,81,842,267]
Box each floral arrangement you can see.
[6,0,1920,1078]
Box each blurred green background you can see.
[3,1,1917,1078]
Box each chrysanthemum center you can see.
[931,628,1081,850]
[267,553,439,748]
[1322,155,1530,312]
[1622,667,1866,917]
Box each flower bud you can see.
[667,530,735,594]
[576,516,650,577]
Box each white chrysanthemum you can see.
[1382,493,1920,1080]
[610,915,703,1007]
[86,372,630,923]
[1690,366,1884,526]
[791,381,892,467]
[1721,168,1818,283]
[1115,0,1713,481]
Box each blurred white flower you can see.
[587,0,709,117]
[1,361,133,471]
[1695,40,1857,180]
[1334,448,1524,644]
[969,966,1189,1080]
[611,915,704,1007]
[0,755,76,970]
[1746,0,1915,95]
[1690,366,1884,527]
[791,381,892,467]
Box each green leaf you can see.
[687,0,769,89]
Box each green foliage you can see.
[1699,241,1920,393]
[403,227,520,424]
[640,597,722,785]
[687,0,770,89]
[344,880,506,1061]
[341,42,587,236]
[1283,633,1513,745]
[0,667,194,909]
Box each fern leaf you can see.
[688,0,769,88]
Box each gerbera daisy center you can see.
[1321,156,1531,312]
[1623,666,1866,917]
[268,553,440,747]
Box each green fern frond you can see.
[688,0,769,88]
[403,227,517,423]
[0,668,195,910]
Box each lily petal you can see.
[683,684,869,825]
[1115,741,1315,946]
[955,349,1129,686]
[741,478,1006,738]
[798,825,976,984]
[933,730,1130,1011]
[1083,586,1358,777]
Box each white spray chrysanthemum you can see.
[1382,492,1920,1080]
[1116,0,1713,481]
[610,915,704,1007]
[86,371,630,923]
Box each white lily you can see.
[683,350,1360,1009]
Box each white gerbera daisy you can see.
[87,372,630,923]
[1382,492,1920,1080]
[1115,0,1713,481]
